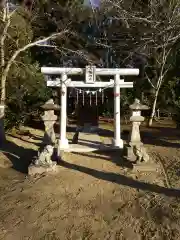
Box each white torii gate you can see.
[41,66,139,150]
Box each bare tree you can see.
[106,0,180,126]
[142,0,180,126]
[0,2,69,144]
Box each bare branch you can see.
[145,72,156,89]
[1,29,69,104]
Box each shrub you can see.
[5,62,52,129]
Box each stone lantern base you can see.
[126,145,138,162]
[126,143,149,163]
[28,162,58,176]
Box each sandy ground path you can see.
[0,123,180,239]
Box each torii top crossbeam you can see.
[41,67,139,88]
[41,67,139,76]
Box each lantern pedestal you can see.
[126,99,149,163]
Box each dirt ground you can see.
[0,120,180,240]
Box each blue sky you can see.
[83,0,100,8]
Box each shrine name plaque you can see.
[85,65,96,83]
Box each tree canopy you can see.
[1,0,180,129]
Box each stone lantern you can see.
[41,99,60,145]
[129,98,149,145]
[126,98,150,163]
[28,99,60,176]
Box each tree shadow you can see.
[141,128,180,148]
[71,140,102,149]
[0,140,37,174]
[67,125,78,133]
[26,119,44,131]
[98,128,114,137]
[58,159,180,198]
[25,119,61,133]
[98,127,131,141]
[7,134,42,148]
[73,149,133,169]
[143,137,180,148]
[121,126,180,149]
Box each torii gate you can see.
[41,66,139,150]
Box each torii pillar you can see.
[112,74,123,148]
[59,73,69,150]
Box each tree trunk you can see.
[0,66,10,145]
[0,106,6,146]
[148,89,159,127]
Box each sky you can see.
[83,0,100,8]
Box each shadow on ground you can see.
[141,127,180,148]
[58,159,180,198]
[4,120,180,175]
[121,126,180,149]
[72,149,133,169]
[0,140,37,174]
[1,138,180,198]
[7,134,42,148]
[26,119,44,131]
[26,118,180,148]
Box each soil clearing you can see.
[0,121,180,240]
